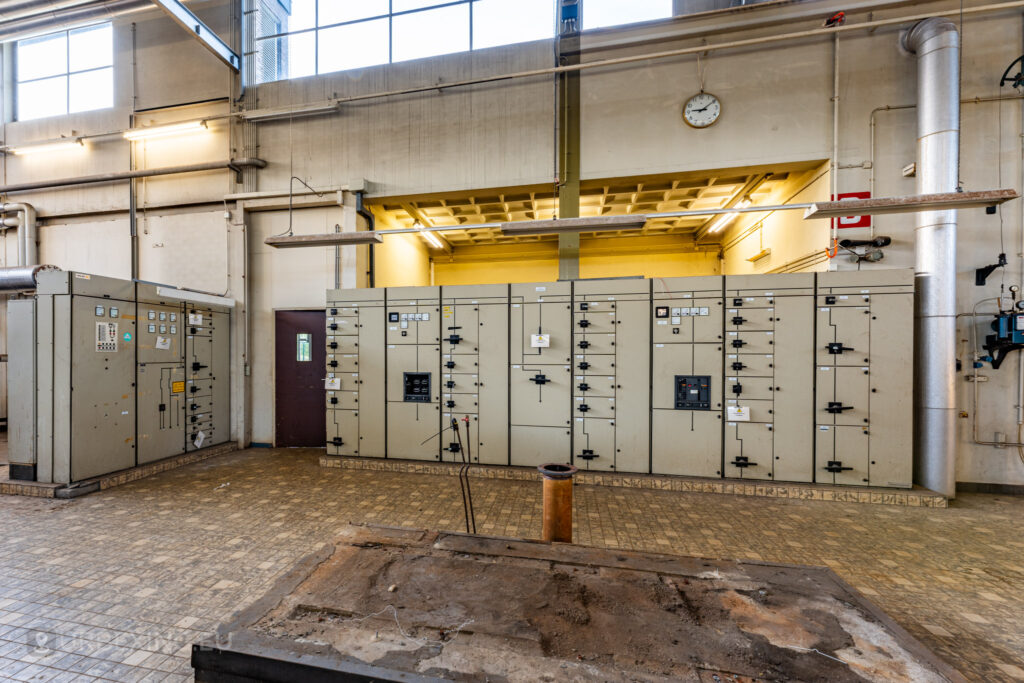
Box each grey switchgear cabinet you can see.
[651,276,724,477]
[510,282,572,467]
[325,271,914,488]
[815,270,914,487]
[723,274,815,482]
[8,271,231,485]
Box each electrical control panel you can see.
[441,284,509,465]
[386,287,441,460]
[325,288,386,458]
[403,372,431,402]
[8,271,231,485]
[651,276,724,477]
[675,376,712,409]
[815,270,913,487]
[323,271,913,488]
[510,281,572,467]
[723,274,815,482]
[571,278,650,472]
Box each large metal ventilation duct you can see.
[902,18,960,498]
[0,0,151,42]
[0,265,58,291]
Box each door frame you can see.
[272,307,327,448]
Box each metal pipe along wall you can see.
[902,18,960,498]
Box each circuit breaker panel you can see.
[571,279,650,472]
[723,274,815,482]
[386,287,442,460]
[185,305,230,452]
[137,285,185,464]
[815,270,914,487]
[440,285,509,465]
[651,276,724,477]
[7,270,231,486]
[326,288,385,458]
[509,281,573,467]
[321,271,914,489]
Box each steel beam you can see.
[150,0,239,71]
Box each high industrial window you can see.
[16,23,113,121]
[296,333,312,362]
[252,0,672,85]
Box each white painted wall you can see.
[1,0,1022,485]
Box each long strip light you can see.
[124,121,208,141]
[9,139,85,155]
[706,198,752,234]
[415,222,445,249]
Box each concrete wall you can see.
[2,0,1023,485]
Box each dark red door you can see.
[275,310,327,447]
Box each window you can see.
[583,0,673,30]
[253,0,555,84]
[296,333,312,362]
[252,1,675,84]
[16,23,113,121]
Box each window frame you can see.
[15,22,113,122]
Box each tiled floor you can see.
[0,447,1021,682]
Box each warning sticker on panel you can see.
[726,406,751,421]
[171,381,185,394]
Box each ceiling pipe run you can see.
[0,0,150,42]
[902,17,960,498]
[0,158,266,194]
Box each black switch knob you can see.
[578,319,591,328]
[578,340,591,349]
[578,361,590,370]
[578,449,597,460]
[445,335,462,344]
[329,360,338,368]
[330,397,338,405]
[578,403,590,413]
[578,382,590,392]
[826,402,854,414]
[530,374,549,385]
[732,316,746,325]
[329,323,338,331]
[445,361,456,369]
[445,380,455,389]
[732,383,743,395]
[331,437,343,446]
[329,342,338,349]
[732,339,746,348]
[731,361,746,371]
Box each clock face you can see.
[683,92,721,128]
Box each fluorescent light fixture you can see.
[156,286,235,308]
[747,248,772,262]
[415,222,445,250]
[707,198,752,234]
[500,214,647,236]
[9,139,85,155]
[124,121,208,141]
[265,233,384,248]
[803,189,1019,219]
[242,103,341,122]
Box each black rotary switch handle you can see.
[530,374,550,385]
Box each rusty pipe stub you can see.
[538,463,577,543]
[537,463,578,480]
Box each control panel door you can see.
[510,364,571,426]
[327,409,360,457]
[510,425,571,468]
[724,422,774,480]
[573,418,615,471]
[817,425,869,486]
[512,302,572,363]
[817,366,869,427]
[817,305,870,366]
[70,296,136,481]
[652,409,721,477]
[137,364,186,464]
[442,304,479,353]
